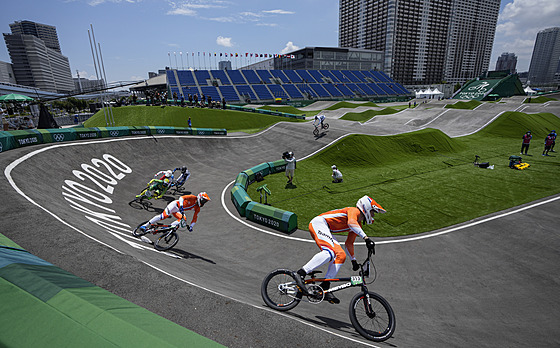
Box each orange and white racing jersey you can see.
[173,195,200,223]
[319,206,366,239]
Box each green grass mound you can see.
[247,112,560,237]
[340,107,401,122]
[525,96,557,103]
[445,100,482,109]
[325,101,379,110]
[83,105,303,131]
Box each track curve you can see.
[2,98,560,347]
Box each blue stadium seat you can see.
[251,84,274,101]
[177,70,196,86]
[283,70,304,83]
[200,86,221,102]
[167,70,177,86]
[195,70,211,85]
[281,84,304,99]
[241,70,261,84]
[297,84,318,98]
[335,84,354,97]
[309,84,330,97]
[270,70,290,83]
[346,83,366,96]
[308,70,325,83]
[181,86,200,98]
[372,71,391,83]
[368,83,387,95]
[378,83,396,95]
[332,71,351,83]
[235,85,257,101]
[267,84,288,99]
[341,71,362,83]
[226,70,247,84]
[256,70,273,84]
[296,70,316,83]
[210,70,231,85]
[320,70,340,83]
[356,83,376,96]
[351,70,368,82]
[322,84,343,97]
[218,85,239,102]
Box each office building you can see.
[339,0,500,85]
[495,52,517,74]
[3,20,74,93]
[527,27,560,85]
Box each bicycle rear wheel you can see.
[349,291,396,342]
[132,221,152,237]
[154,230,179,251]
[261,269,302,311]
[323,123,329,130]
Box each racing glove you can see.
[365,238,376,253]
[351,260,360,271]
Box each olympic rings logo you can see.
[157,129,165,134]
[110,131,119,137]
[53,134,65,142]
[198,131,206,135]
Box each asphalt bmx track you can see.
[1,97,559,347]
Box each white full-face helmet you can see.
[356,195,386,224]
[165,170,173,178]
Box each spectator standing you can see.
[283,151,296,184]
[521,131,532,155]
[188,117,192,128]
[549,130,556,152]
[331,165,343,183]
[543,134,554,156]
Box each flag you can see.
[235,53,238,57]
[246,53,248,57]
[220,53,222,56]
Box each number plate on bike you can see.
[350,276,363,285]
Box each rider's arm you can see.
[344,232,358,260]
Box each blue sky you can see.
[1,0,559,86]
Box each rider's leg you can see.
[144,201,179,226]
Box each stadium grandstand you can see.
[166,69,411,104]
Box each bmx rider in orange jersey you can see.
[141,192,210,232]
[293,195,385,304]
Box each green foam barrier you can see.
[231,184,252,216]
[245,201,297,233]
[268,159,287,174]
[243,163,271,184]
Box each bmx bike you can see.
[313,122,329,136]
[132,214,187,251]
[261,247,396,342]
[129,179,172,210]
[169,167,190,194]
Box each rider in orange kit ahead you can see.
[141,192,210,231]
[293,195,385,304]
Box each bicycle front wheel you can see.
[261,269,302,311]
[154,230,179,251]
[313,127,319,136]
[349,291,396,342]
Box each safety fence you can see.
[226,104,305,119]
[231,159,298,233]
[0,125,227,153]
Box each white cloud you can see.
[262,9,295,15]
[88,0,139,6]
[492,0,560,71]
[256,23,278,27]
[216,36,234,47]
[280,41,299,54]
[74,70,98,80]
[166,0,227,15]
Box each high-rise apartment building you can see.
[339,0,500,85]
[527,27,560,85]
[3,20,74,93]
[495,52,517,74]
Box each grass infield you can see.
[246,111,560,237]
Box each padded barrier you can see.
[231,184,252,217]
[0,126,227,154]
[231,160,298,233]
[245,202,298,233]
